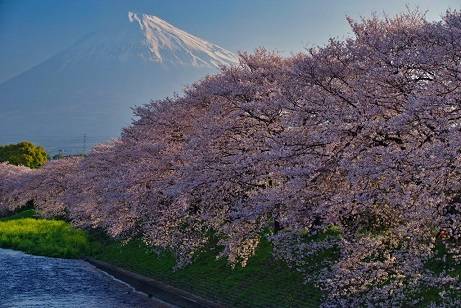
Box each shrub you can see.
[0,141,48,168]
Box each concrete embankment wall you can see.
[86,258,224,308]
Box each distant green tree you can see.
[0,141,48,168]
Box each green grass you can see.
[2,209,458,307]
[0,211,92,258]
[91,237,323,307]
[0,208,36,221]
[0,210,323,307]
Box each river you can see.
[0,248,173,307]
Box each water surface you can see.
[0,248,170,307]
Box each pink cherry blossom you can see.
[1,9,460,306]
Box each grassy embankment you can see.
[0,209,91,258]
[1,209,459,306]
[0,209,327,307]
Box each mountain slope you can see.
[128,11,237,67]
[0,13,238,154]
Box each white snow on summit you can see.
[128,11,238,68]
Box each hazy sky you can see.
[1,0,460,83]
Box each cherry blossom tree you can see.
[2,9,461,306]
[266,9,461,305]
[0,162,34,214]
[20,157,82,218]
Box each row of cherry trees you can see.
[1,10,461,306]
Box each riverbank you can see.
[0,210,323,307]
[0,209,92,258]
[0,247,163,307]
[85,257,222,308]
[2,210,459,307]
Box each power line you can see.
[83,134,87,155]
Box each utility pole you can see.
[83,133,87,155]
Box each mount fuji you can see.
[0,12,239,154]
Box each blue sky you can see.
[1,0,460,83]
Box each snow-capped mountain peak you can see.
[128,11,238,68]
